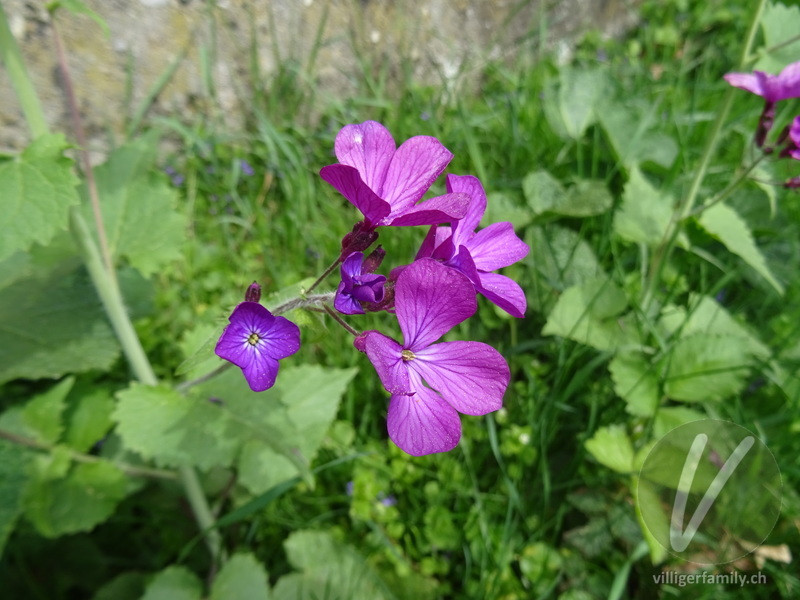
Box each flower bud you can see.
[340,221,379,260]
[245,281,261,303]
[362,245,386,274]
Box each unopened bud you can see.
[362,245,386,273]
[245,281,261,303]
[756,101,776,148]
[340,221,379,260]
[784,176,800,189]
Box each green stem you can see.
[689,154,767,218]
[0,5,48,138]
[2,2,223,567]
[305,258,341,295]
[641,0,767,311]
[323,303,360,336]
[69,207,224,562]
[0,428,177,480]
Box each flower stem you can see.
[305,258,341,295]
[641,0,767,311]
[689,154,767,218]
[52,21,116,278]
[323,304,361,336]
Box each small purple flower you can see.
[412,174,530,318]
[240,160,254,176]
[378,492,397,507]
[320,121,470,231]
[724,62,800,103]
[215,302,300,392]
[360,259,509,456]
[345,480,354,496]
[335,251,387,315]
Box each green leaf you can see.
[23,460,128,537]
[23,376,74,444]
[556,67,610,140]
[0,440,32,557]
[652,406,706,439]
[662,334,753,402]
[64,382,115,453]
[614,168,683,247]
[523,171,612,218]
[92,573,148,600]
[598,101,678,169]
[82,135,186,277]
[482,191,532,230]
[140,566,202,600]
[175,322,222,378]
[0,134,80,262]
[584,424,635,474]
[0,264,121,384]
[697,203,784,294]
[754,2,800,73]
[210,553,271,600]
[113,383,240,470]
[608,353,659,416]
[542,276,635,351]
[199,365,358,494]
[659,295,771,360]
[273,530,393,600]
[633,477,669,564]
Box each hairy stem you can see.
[305,258,341,295]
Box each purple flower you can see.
[335,251,387,315]
[360,259,509,456]
[215,302,301,392]
[412,174,530,318]
[319,121,470,230]
[724,62,800,103]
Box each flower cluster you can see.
[215,120,529,456]
[725,60,800,186]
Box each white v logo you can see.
[670,433,755,552]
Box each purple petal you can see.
[351,273,386,303]
[334,281,365,315]
[724,72,768,97]
[447,247,480,286]
[446,174,486,248]
[387,379,462,456]
[774,61,800,101]
[415,225,438,259]
[334,121,395,194]
[387,192,470,227]
[364,331,411,395]
[465,222,530,271]
[242,355,280,392]
[395,259,476,350]
[476,272,527,318]
[341,251,365,279]
[320,164,391,225]
[409,341,508,415]
[381,136,453,214]
[262,315,301,360]
[790,115,800,149]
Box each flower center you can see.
[401,349,415,362]
[247,332,261,346]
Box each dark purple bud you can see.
[756,101,776,148]
[784,176,800,189]
[362,245,386,274]
[245,281,262,302]
[340,221,379,260]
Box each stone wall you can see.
[0,0,641,152]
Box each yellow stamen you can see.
[401,349,415,361]
[247,332,260,346]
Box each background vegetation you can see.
[0,0,798,598]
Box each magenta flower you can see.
[360,259,509,456]
[215,302,300,392]
[320,121,470,230]
[335,251,387,315]
[724,62,800,103]
[412,174,530,318]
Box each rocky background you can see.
[1,0,641,154]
